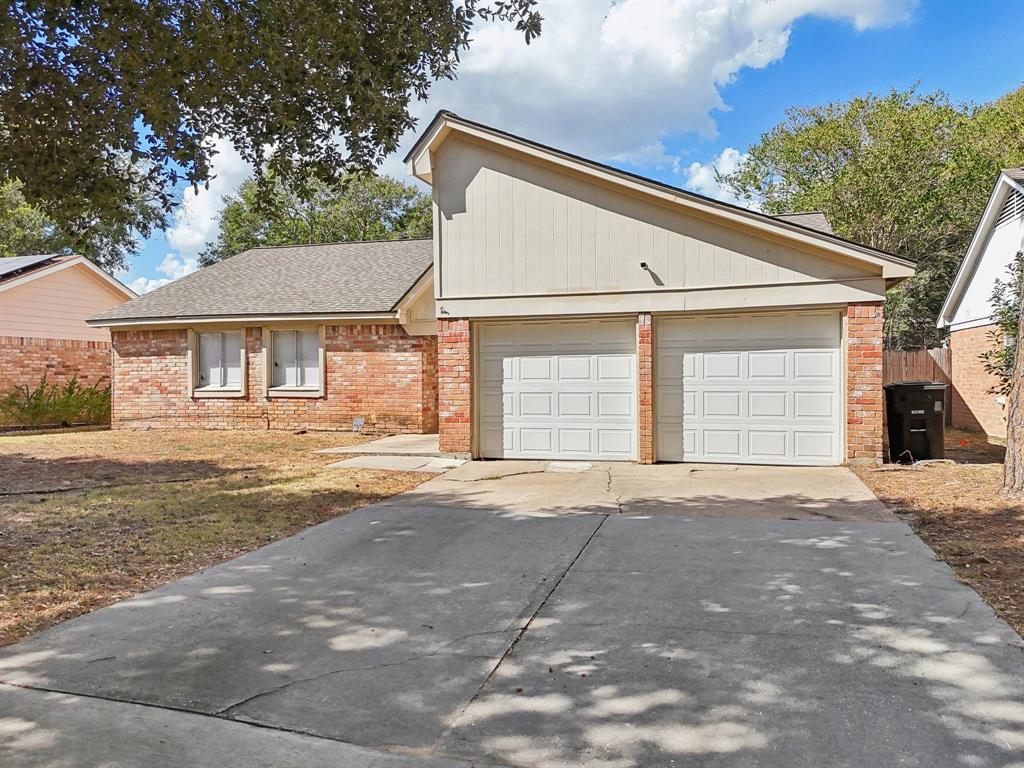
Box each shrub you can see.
[0,375,111,427]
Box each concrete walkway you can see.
[2,463,1022,767]
[317,433,443,457]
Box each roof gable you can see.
[0,254,135,299]
[938,169,1024,328]
[407,111,913,280]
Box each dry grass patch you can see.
[0,429,429,645]
[853,429,1024,638]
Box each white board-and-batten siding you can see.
[432,137,878,306]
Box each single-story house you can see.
[1,254,135,407]
[88,240,438,433]
[937,168,1024,441]
[91,112,916,465]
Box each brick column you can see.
[846,302,884,464]
[637,313,654,464]
[438,319,472,456]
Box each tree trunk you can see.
[1002,276,1024,496]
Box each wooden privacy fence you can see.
[883,347,952,424]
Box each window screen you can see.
[272,330,320,388]
[197,332,242,389]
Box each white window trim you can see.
[188,328,248,398]
[262,326,326,398]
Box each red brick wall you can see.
[437,319,472,455]
[0,335,111,396]
[949,324,1007,439]
[637,313,654,464]
[846,302,885,464]
[110,325,438,433]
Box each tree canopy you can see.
[199,172,432,266]
[722,86,1024,349]
[0,0,541,253]
[0,179,164,271]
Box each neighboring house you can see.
[90,112,915,465]
[937,168,1024,441]
[88,240,438,433]
[0,254,135,403]
[406,111,913,465]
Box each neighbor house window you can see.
[270,329,322,391]
[196,331,243,390]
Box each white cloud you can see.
[384,0,916,175]
[156,252,199,280]
[126,251,201,294]
[166,137,251,260]
[683,147,756,207]
[128,276,170,294]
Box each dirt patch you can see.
[854,429,1024,638]
[0,429,430,645]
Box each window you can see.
[271,329,321,390]
[196,331,243,390]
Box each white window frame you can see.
[263,326,326,398]
[187,329,247,398]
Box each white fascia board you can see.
[937,174,1023,327]
[411,115,915,279]
[89,312,399,329]
[0,255,137,298]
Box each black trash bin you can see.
[885,382,947,463]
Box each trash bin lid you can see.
[884,381,948,390]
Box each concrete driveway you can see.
[2,462,1022,767]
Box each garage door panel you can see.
[794,391,835,419]
[793,351,836,379]
[748,391,788,419]
[748,430,788,458]
[703,391,741,418]
[748,352,787,378]
[656,311,841,466]
[558,392,593,417]
[479,319,637,460]
[558,356,592,381]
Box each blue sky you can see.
[121,0,1024,294]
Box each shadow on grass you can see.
[0,452,247,495]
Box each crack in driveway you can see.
[435,512,611,746]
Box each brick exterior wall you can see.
[949,323,1007,439]
[110,325,438,433]
[437,319,472,455]
[0,335,111,396]
[637,313,654,464]
[846,302,885,464]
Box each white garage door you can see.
[477,318,637,460]
[656,311,842,466]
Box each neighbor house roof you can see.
[773,211,834,235]
[89,239,432,326]
[406,111,914,280]
[938,168,1024,328]
[0,253,62,281]
[0,253,136,298]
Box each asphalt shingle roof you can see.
[92,239,432,323]
[773,212,834,235]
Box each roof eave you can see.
[88,311,402,329]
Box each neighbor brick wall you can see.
[111,325,438,433]
[949,323,1007,439]
[0,335,111,396]
[846,302,885,464]
[437,319,472,455]
[637,313,654,464]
